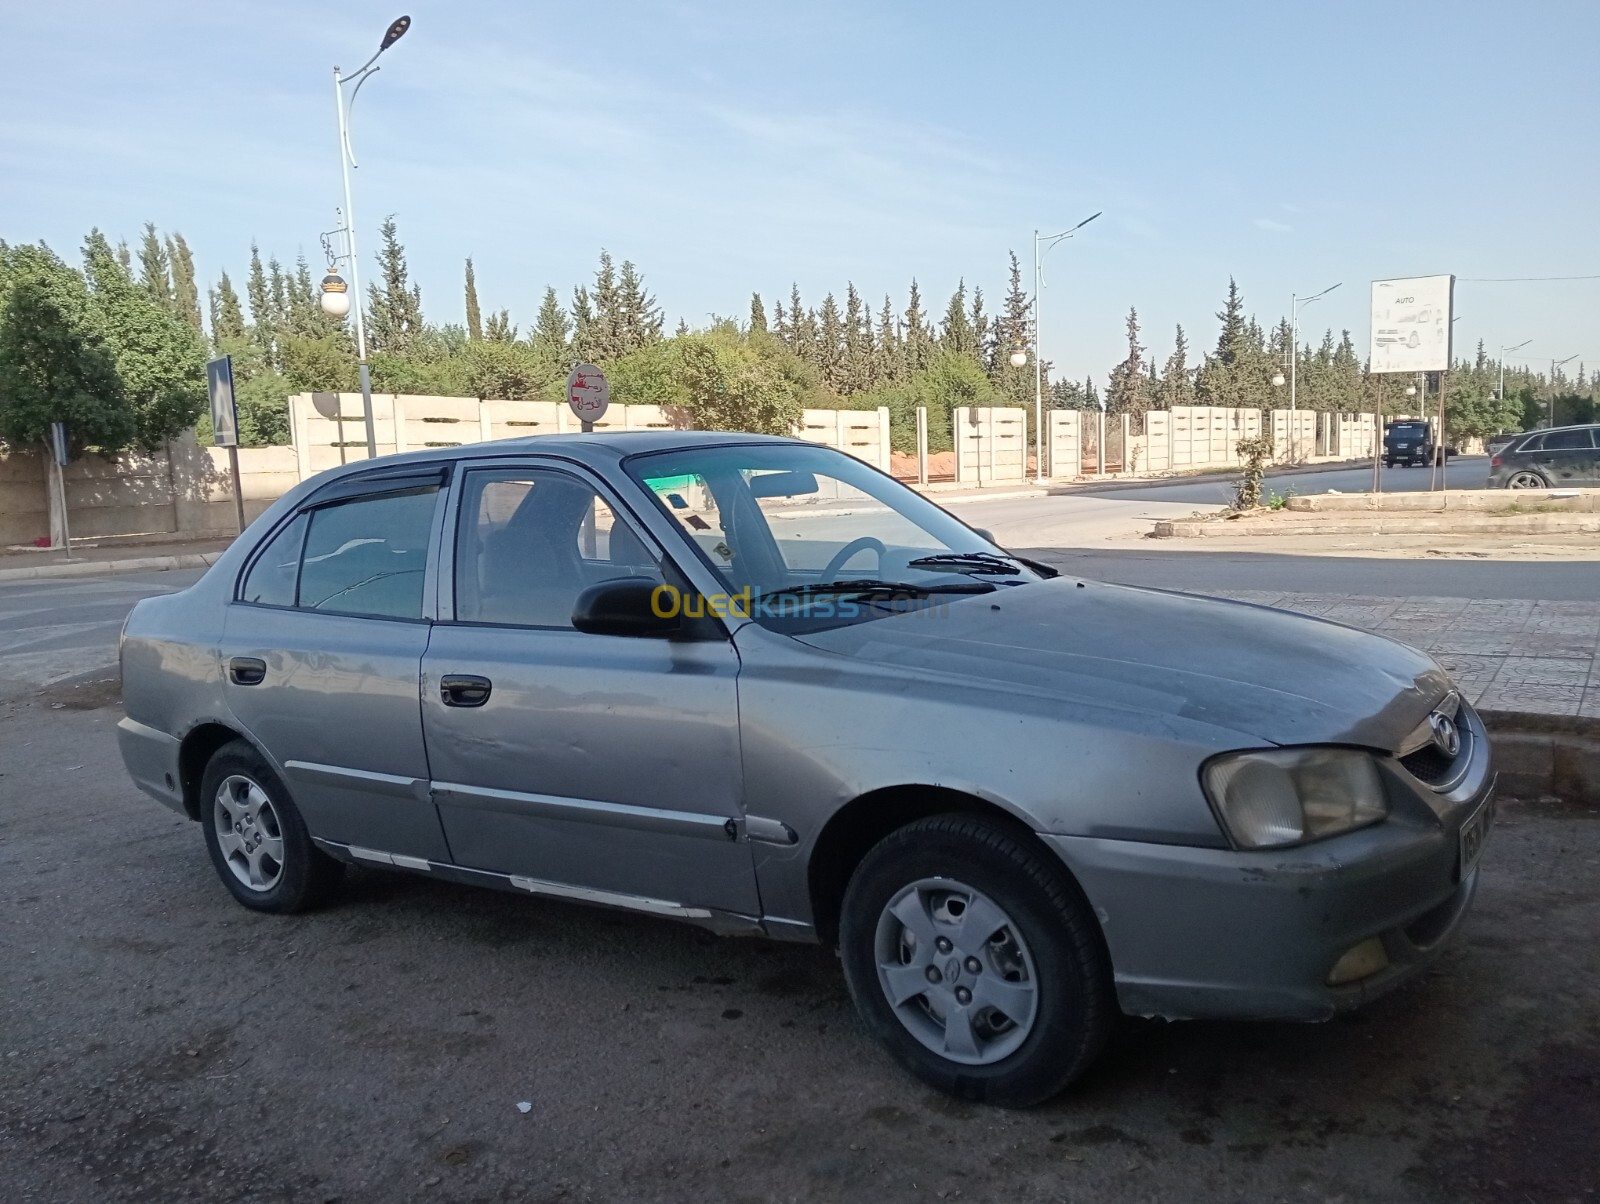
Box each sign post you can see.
[207,356,247,532]
[1370,275,1454,495]
[565,362,610,433]
[47,421,72,556]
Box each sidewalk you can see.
[0,538,233,582]
[1205,588,1600,719]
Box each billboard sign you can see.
[207,355,239,448]
[1369,275,1454,374]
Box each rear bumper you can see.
[1042,780,1493,1021]
[117,716,187,816]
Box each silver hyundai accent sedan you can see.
[118,432,1494,1105]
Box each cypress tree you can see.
[940,280,975,357]
[1159,324,1195,408]
[787,284,806,354]
[137,223,172,308]
[616,259,662,352]
[166,233,202,333]
[531,286,571,365]
[366,216,423,356]
[1105,307,1148,417]
[749,292,768,336]
[772,299,790,345]
[876,295,902,383]
[570,287,595,361]
[903,279,931,373]
[464,257,483,341]
[816,293,845,391]
[842,284,869,393]
[245,243,274,359]
[1214,277,1246,366]
[970,286,990,373]
[212,272,247,343]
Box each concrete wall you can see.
[1047,411,1081,479]
[0,433,290,548]
[953,406,1027,484]
[0,397,894,546]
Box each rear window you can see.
[1540,428,1596,451]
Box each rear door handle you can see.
[440,674,493,708]
[229,657,266,686]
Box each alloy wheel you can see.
[873,877,1040,1066]
[212,774,286,892]
[1505,471,1546,489]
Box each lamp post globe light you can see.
[332,15,412,459]
[319,272,352,319]
[1009,345,1029,369]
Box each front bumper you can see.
[1043,765,1495,1022]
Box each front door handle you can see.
[440,674,493,708]
[229,657,266,686]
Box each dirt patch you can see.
[36,676,122,711]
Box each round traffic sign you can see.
[565,362,610,425]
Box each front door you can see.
[419,461,758,917]
[220,474,450,864]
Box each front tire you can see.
[839,815,1114,1107]
[200,739,343,913]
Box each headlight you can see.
[1202,748,1387,849]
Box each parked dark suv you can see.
[1488,425,1600,489]
[1383,420,1440,467]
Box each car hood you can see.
[793,577,1449,750]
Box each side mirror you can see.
[972,527,996,544]
[571,577,680,637]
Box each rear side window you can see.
[298,489,439,619]
[240,513,308,606]
[1541,429,1596,450]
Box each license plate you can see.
[1396,443,1410,449]
[1459,796,1493,877]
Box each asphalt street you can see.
[1063,456,1493,507]
[1,680,1596,1203]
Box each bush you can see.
[1233,434,1275,509]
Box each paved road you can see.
[0,569,204,702]
[1,693,1595,1203]
[1065,456,1491,506]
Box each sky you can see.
[3,0,1597,385]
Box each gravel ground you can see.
[1,683,1596,1204]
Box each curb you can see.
[1152,513,1600,538]
[0,552,223,584]
[1043,457,1376,496]
[1483,711,1600,806]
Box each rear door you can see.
[1529,428,1596,484]
[220,468,450,864]
[419,459,758,917]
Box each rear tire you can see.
[200,739,344,913]
[839,815,1114,1107]
[1505,470,1547,490]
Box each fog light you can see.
[1327,937,1390,986]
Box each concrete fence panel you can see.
[953,407,1027,485]
[1047,411,1081,478]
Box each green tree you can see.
[483,309,516,342]
[902,279,931,373]
[1157,323,1195,409]
[82,231,208,450]
[874,294,903,384]
[852,348,1003,453]
[570,286,596,361]
[0,242,135,456]
[366,216,423,356]
[464,257,483,342]
[749,292,768,336]
[1105,307,1148,418]
[940,280,976,358]
[210,272,246,344]
[816,292,844,392]
[531,287,571,367]
[166,232,202,333]
[245,243,274,363]
[989,252,1033,407]
[466,340,549,400]
[137,222,173,309]
[616,258,663,353]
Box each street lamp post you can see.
[1030,213,1101,482]
[1288,282,1340,460]
[333,15,412,460]
[1497,340,1530,402]
[1549,354,1578,427]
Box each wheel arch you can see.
[177,721,255,820]
[806,784,1077,948]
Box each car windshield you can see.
[624,442,1046,631]
[1389,423,1428,437]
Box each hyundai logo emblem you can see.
[1428,710,1461,758]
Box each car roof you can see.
[307,430,812,483]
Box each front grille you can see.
[1398,693,1473,791]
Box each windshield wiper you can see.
[758,578,995,604]
[905,551,1024,576]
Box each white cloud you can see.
[1253,217,1294,234]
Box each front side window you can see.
[454,468,659,628]
[296,488,439,619]
[626,443,1045,631]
